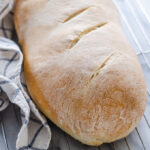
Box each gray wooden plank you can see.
[100,143,114,150]
[48,122,70,150]
[0,115,8,150]
[114,139,129,150]
[1,103,21,150]
[126,129,145,150]
[83,145,99,150]
[48,139,55,150]
[65,134,84,150]
[136,117,150,149]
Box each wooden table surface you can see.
[0,0,150,149]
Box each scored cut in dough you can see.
[14,0,147,145]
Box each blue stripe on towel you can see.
[3,52,18,76]
[0,3,9,16]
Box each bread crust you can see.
[14,0,147,145]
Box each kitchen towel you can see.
[0,1,51,150]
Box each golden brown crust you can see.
[14,0,147,145]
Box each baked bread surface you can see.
[15,0,147,145]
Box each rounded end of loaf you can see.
[24,52,147,146]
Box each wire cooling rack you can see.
[0,0,150,150]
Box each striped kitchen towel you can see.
[0,1,51,150]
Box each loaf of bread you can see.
[14,0,147,145]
